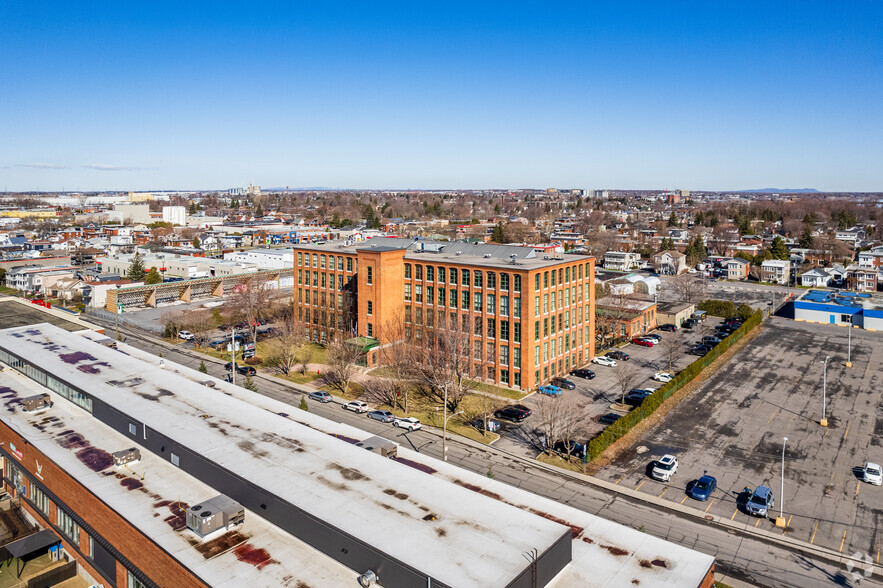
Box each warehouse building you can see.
[0,324,715,587]
[793,290,883,331]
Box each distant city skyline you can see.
[2,2,881,192]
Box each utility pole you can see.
[230,327,236,388]
[846,318,853,368]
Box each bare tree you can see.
[533,396,586,459]
[659,329,685,373]
[612,361,640,408]
[369,318,417,412]
[668,273,707,304]
[320,338,362,396]
[230,277,273,349]
[297,345,314,375]
[595,290,640,348]
[184,310,218,349]
[263,319,306,375]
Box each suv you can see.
[551,377,576,390]
[658,323,678,332]
[494,405,530,423]
[702,336,722,346]
[625,389,653,407]
[570,368,596,380]
[538,385,563,397]
[862,462,882,485]
[746,486,774,517]
[606,350,630,361]
[650,455,679,481]
[682,319,697,329]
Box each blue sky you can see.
[2,2,881,192]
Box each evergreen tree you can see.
[127,252,147,281]
[299,395,309,412]
[199,360,208,374]
[736,215,752,235]
[255,203,264,217]
[694,211,705,226]
[192,236,201,249]
[667,212,679,227]
[490,222,505,243]
[708,215,719,228]
[243,375,258,392]
[803,212,818,225]
[768,236,790,260]
[659,237,675,251]
[691,234,707,259]
[798,227,814,249]
[144,267,162,284]
[753,249,773,264]
[188,202,198,214]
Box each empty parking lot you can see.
[594,317,883,559]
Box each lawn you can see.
[362,372,528,401]
[275,371,321,386]
[536,452,586,473]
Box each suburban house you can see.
[800,267,833,288]
[603,250,641,271]
[857,248,883,271]
[652,250,687,275]
[846,265,878,293]
[760,259,791,285]
[722,258,750,280]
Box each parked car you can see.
[745,486,774,517]
[631,338,654,347]
[570,368,596,380]
[551,377,576,390]
[658,323,678,332]
[393,416,422,431]
[224,362,257,375]
[177,330,195,341]
[598,413,622,425]
[367,410,395,423]
[538,385,563,397]
[625,390,653,407]
[494,405,530,422]
[472,418,501,433]
[343,400,368,413]
[308,391,333,403]
[724,318,744,326]
[650,455,679,482]
[554,440,587,457]
[653,372,674,383]
[643,334,662,343]
[862,462,883,485]
[606,350,630,361]
[682,319,697,329]
[593,356,617,367]
[688,475,717,501]
[688,345,711,356]
[702,336,722,346]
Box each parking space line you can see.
[877,547,879,563]
[681,496,689,505]
[614,474,625,485]
[782,514,793,535]
[731,509,738,520]
[766,408,779,424]
[704,498,716,513]
[754,518,761,527]
[658,487,668,498]
[843,421,850,441]
[856,482,861,497]
[635,480,646,491]
[839,530,847,553]
[810,521,819,544]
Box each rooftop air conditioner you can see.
[186,495,245,538]
[20,394,51,413]
[113,447,141,466]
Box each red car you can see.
[631,337,654,347]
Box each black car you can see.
[658,323,678,332]
[625,390,653,407]
[554,440,587,456]
[551,377,576,390]
[598,412,622,425]
[688,345,711,356]
[224,362,257,375]
[682,319,697,329]
[570,368,596,380]
[606,350,630,361]
[494,406,530,423]
[701,336,722,346]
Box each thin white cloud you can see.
[16,162,68,169]
[82,164,145,171]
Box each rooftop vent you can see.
[509,254,519,264]
[483,254,492,258]
[355,436,398,459]
[113,447,141,466]
[455,251,462,256]
[186,495,245,538]
[107,377,144,388]
[20,394,51,413]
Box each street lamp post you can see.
[776,436,788,527]
[820,355,830,427]
[436,383,464,462]
[846,319,853,368]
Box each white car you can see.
[653,372,674,383]
[862,462,882,485]
[651,454,679,481]
[177,330,194,341]
[393,417,422,431]
[343,401,368,413]
[592,356,617,367]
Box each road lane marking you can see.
[839,530,847,553]
[704,498,716,513]
[877,547,880,563]
[810,521,819,543]
[843,422,850,441]
[681,496,689,505]
[766,408,779,424]
[635,480,646,491]
[658,488,668,498]
[731,509,738,520]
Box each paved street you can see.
[86,313,881,587]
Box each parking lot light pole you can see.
[846,320,853,368]
[820,355,830,427]
[776,436,788,527]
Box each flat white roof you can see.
[0,324,714,587]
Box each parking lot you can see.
[492,315,731,455]
[592,317,883,559]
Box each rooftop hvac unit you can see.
[186,495,245,538]
[20,394,51,413]
[355,436,398,459]
[113,448,141,466]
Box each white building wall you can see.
[162,206,186,226]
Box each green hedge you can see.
[587,309,764,461]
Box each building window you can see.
[501,273,509,291]
[461,269,470,287]
[367,323,373,338]
[438,266,446,283]
[414,265,422,280]
[347,258,353,272]
[128,571,148,588]
[297,252,303,265]
[320,255,326,269]
[501,295,509,316]
[405,264,411,279]
[487,272,496,289]
[487,318,496,338]
[514,372,521,387]
[416,285,423,303]
[543,294,549,313]
[514,275,521,292]
[501,370,509,384]
[514,347,521,368]
[474,270,482,288]
[32,486,49,515]
[426,266,434,281]
[427,285,434,304]
[366,266,373,285]
[487,294,496,314]
[501,320,509,341]
[535,274,540,290]
[535,346,540,364]
[514,322,521,342]
[461,290,469,308]
[312,254,318,267]
[416,308,423,325]
[367,301,373,316]
[57,507,79,545]
[338,275,344,290]
[474,292,483,311]
[514,297,521,318]
[171,453,180,467]
[338,257,344,270]
[128,423,137,436]
[404,284,412,301]
[438,287,446,306]
[501,345,509,366]
[449,289,457,307]
[405,306,412,323]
